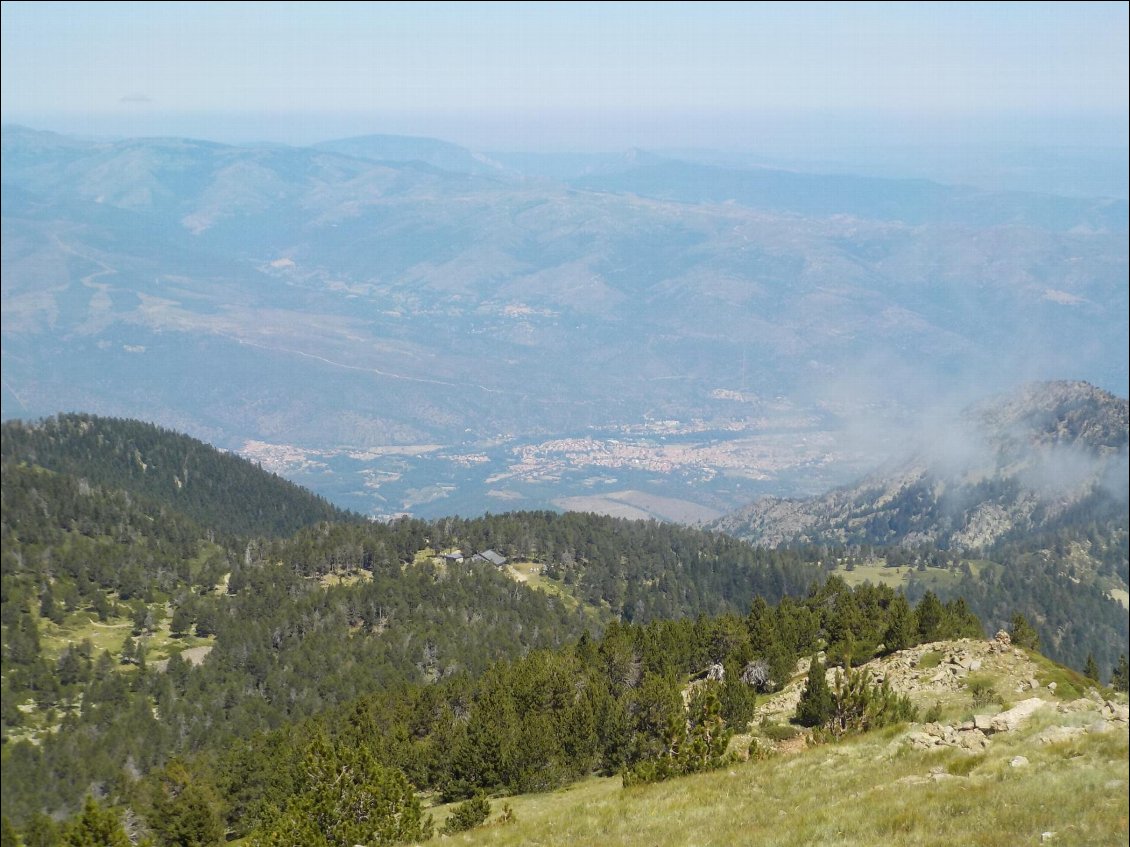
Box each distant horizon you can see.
[5,111,1128,202]
[3,108,1127,155]
[3,2,1127,153]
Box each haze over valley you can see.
[3,125,1126,520]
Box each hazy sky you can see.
[2,1,1127,149]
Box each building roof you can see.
[473,549,507,566]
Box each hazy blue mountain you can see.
[656,145,1130,201]
[487,148,666,180]
[2,125,1127,517]
[571,160,1129,231]
[313,133,506,176]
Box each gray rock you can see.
[990,698,1046,733]
[1010,755,1029,768]
[1037,725,1084,745]
[973,714,994,732]
[1059,698,1093,714]
[958,729,990,751]
[907,732,939,750]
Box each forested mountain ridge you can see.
[1,414,359,538]
[1,415,842,829]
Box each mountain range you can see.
[2,125,1127,517]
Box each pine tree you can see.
[62,797,131,847]
[682,683,731,774]
[823,667,918,739]
[793,656,834,728]
[19,813,56,847]
[1009,613,1040,651]
[719,659,756,729]
[148,760,225,847]
[1,816,20,847]
[1111,654,1129,693]
[915,592,944,642]
[249,733,432,847]
[1084,653,1101,682]
[882,594,917,653]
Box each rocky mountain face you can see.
[712,381,1129,551]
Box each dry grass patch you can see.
[441,719,1127,847]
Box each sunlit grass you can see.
[431,716,1128,847]
[506,561,610,626]
[38,600,215,669]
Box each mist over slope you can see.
[2,125,1127,516]
[712,380,1129,552]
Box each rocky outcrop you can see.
[907,722,991,752]
[985,697,1047,733]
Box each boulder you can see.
[1010,756,1029,768]
[958,729,990,751]
[1037,725,1084,745]
[1059,698,1094,714]
[990,698,1046,733]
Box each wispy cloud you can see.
[119,93,152,104]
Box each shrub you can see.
[916,651,944,670]
[442,794,491,835]
[623,683,734,786]
[747,738,774,761]
[967,676,1002,709]
[820,667,918,740]
[761,723,801,742]
[945,753,984,776]
[496,803,516,826]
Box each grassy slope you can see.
[505,560,611,628]
[831,559,997,592]
[437,715,1127,847]
[425,640,1128,847]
